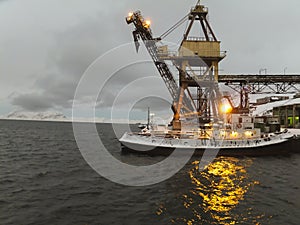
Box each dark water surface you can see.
[0,120,299,225]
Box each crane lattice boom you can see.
[126,11,194,115]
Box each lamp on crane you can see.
[220,103,233,114]
[126,12,134,24]
[143,20,151,29]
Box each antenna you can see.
[196,0,201,6]
[147,107,150,129]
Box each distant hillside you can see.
[0,111,147,124]
[2,111,68,122]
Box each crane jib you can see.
[126,11,194,114]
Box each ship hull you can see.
[120,136,300,157]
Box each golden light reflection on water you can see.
[190,158,253,213]
[156,157,263,225]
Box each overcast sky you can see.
[1,0,300,118]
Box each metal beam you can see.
[219,75,300,83]
[218,74,300,94]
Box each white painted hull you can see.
[119,131,300,156]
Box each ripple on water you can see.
[0,120,299,225]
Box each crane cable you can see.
[159,13,189,39]
[159,0,202,40]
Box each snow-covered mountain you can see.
[0,111,146,124]
[2,111,68,122]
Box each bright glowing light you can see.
[245,131,253,137]
[128,12,133,17]
[220,103,232,114]
[143,20,151,28]
[230,131,239,138]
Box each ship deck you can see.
[120,132,300,157]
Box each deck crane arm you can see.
[126,11,194,117]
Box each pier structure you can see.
[126,1,300,130]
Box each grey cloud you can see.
[8,0,300,114]
[11,12,128,111]
[12,93,53,111]
[133,97,171,112]
[95,59,172,110]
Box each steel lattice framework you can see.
[219,75,300,94]
[126,4,300,130]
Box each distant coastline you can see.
[0,117,145,125]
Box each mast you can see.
[147,107,150,129]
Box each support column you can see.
[285,106,288,128]
[293,105,296,128]
[212,61,219,82]
[173,85,186,131]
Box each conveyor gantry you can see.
[219,74,300,94]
